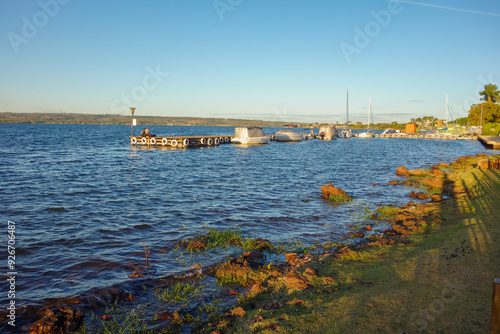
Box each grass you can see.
[154,280,205,303]
[375,205,400,219]
[77,304,156,334]
[221,158,500,333]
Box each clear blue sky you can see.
[1,0,499,123]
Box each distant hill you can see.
[0,112,288,127]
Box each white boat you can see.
[318,124,338,140]
[231,127,270,145]
[338,90,352,139]
[358,96,374,138]
[275,129,303,142]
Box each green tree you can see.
[479,83,500,103]
[467,103,500,125]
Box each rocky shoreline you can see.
[11,152,500,333]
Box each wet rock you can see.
[396,166,409,177]
[173,266,203,280]
[369,238,397,246]
[422,177,444,189]
[320,184,352,201]
[409,191,430,200]
[431,194,443,202]
[304,268,317,276]
[388,180,398,185]
[129,267,145,278]
[401,179,420,186]
[349,231,365,238]
[283,271,310,289]
[30,304,84,334]
[430,168,445,178]
[243,251,262,259]
[456,156,471,163]
[408,169,428,177]
[402,220,417,227]
[231,307,246,317]
[392,225,410,235]
[187,240,207,250]
[438,162,450,167]
[229,289,239,295]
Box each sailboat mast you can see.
[346,90,349,129]
[445,94,448,127]
[368,96,371,130]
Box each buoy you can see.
[200,138,206,145]
[207,138,213,145]
[473,136,477,140]
[150,138,156,145]
[171,139,178,147]
[162,138,168,145]
[141,137,147,144]
[214,138,220,145]
[131,137,137,144]
[183,138,189,146]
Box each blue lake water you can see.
[0,123,489,319]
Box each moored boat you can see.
[338,90,352,139]
[231,127,270,145]
[275,129,303,142]
[358,96,374,138]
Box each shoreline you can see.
[8,153,500,333]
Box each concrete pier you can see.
[479,136,500,149]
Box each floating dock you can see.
[478,136,500,149]
[130,135,233,148]
[129,132,481,148]
[374,133,478,140]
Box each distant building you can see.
[406,123,418,134]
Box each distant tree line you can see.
[0,112,288,127]
[467,83,500,135]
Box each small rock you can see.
[396,166,409,177]
[320,184,352,201]
[408,169,428,177]
[477,159,490,169]
[30,305,84,334]
[187,240,207,250]
[283,271,310,289]
[250,283,265,295]
[431,194,443,202]
[304,268,317,276]
[285,253,298,262]
[349,231,365,238]
[388,180,398,185]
